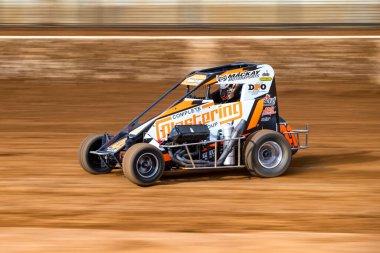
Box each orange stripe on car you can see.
[247,99,264,130]
[280,124,299,147]
[201,102,214,109]
[204,68,244,86]
[158,100,197,118]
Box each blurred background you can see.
[0,1,379,253]
[0,0,379,26]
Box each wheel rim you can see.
[258,141,283,169]
[136,153,159,178]
[88,138,105,170]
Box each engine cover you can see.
[167,125,210,143]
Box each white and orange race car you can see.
[78,62,308,186]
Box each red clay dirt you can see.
[0,30,379,252]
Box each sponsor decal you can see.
[155,102,242,140]
[262,106,276,116]
[248,83,267,94]
[172,107,201,119]
[259,77,273,82]
[181,74,207,86]
[106,138,127,152]
[217,70,260,84]
[262,70,270,76]
[202,149,215,159]
[261,116,271,122]
[263,94,276,106]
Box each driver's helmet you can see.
[220,83,242,101]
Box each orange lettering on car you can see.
[156,102,243,140]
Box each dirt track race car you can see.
[78,62,309,186]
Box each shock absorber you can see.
[223,123,235,165]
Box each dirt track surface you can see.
[0,33,380,251]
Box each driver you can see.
[219,83,242,102]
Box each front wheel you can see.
[122,143,165,186]
[244,130,291,177]
[78,134,113,174]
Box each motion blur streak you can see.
[0,36,379,39]
[0,34,379,252]
[0,0,379,252]
[0,0,379,25]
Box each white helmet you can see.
[220,83,242,101]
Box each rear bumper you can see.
[282,125,309,150]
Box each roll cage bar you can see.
[127,62,258,130]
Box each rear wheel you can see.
[123,143,165,186]
[244,130,291,177]
[78,134,112,174]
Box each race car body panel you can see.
[93,62,301,156]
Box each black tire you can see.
[78,134,112,174]
[244,130,291,177]
[122,143,165,186]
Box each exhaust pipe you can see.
[168,119,247,167]
[215,119,246,166]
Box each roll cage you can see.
[97,62,261,152]
[127,62,259,130]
